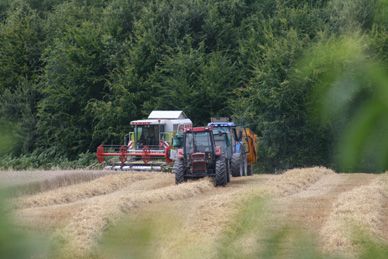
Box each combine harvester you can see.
[96,111,192,171]
[208,118,258,176]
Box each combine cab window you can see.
[185,132,212,153]
[135,125,160,148]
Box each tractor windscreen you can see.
[185,132,212,153]
[213,130,229,151]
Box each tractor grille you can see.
[192,153,205,161]
[191,153,207,172]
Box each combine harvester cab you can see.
[97,111,192,171]
[208,118,258,177]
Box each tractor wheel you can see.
[231,153,242,177]
[226,161,231,183]
[214,159,227,187]
[243,155,248,176]
[247,165,253,176]
[173,160,185,184]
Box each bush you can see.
[0,151,99,170]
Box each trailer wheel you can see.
[247,165,253,176]
[173,160,185,184]
[214,159,227,187]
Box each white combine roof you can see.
[148,110,187,119]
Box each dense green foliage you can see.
[0,0,387,171]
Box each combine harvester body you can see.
[97,111,192,171]
[208,118,258,176]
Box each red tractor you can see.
[172,127,228,187]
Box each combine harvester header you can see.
[97,111,192,171]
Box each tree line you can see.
[0,0,387,171]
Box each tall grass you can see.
[0,151,100,170]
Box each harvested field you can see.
[2,168,387,258]
[320,174,388,256]
[14,173,154,209]
[0,170,110,197]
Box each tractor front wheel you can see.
[173,160,185,184]
[214,159,227,187]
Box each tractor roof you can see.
[186,127,211,133]
[208,122,236,127]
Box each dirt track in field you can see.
[2,168,387,258]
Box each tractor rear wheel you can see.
[173,160,185,184]
[214,159,227,187]
[231,153,242,177]
[226,161,230,182]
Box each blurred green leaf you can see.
[99,221,154,259]
[0,191,50,258]
[297,33,388,171]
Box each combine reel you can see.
[96,144,172,171]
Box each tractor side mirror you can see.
[215,146,222,157]
[226,135,230,146]
[124,134,130,146]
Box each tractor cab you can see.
[184,128,215,159]
[211,127,232,160]
[208,119,241,152]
